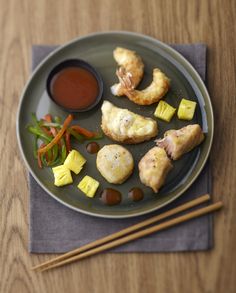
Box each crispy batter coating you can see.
[139,147,173,193]
[156,124,204,160]
[101,101,158,144]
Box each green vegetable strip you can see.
[42,142,59,166]
[67,128,85,142]
[41,154,48,166]
[46,148,52,163]
[28,126,52,142]
[31,113,43,131]
[86,133,103,141]
[33,135,38,159]
[49,156,61,167]
[61,145,67,163]
[54,116,62,124]
[31,113,39,125]
[59,137,67,163]
[48,144,59,165]
[39,122,62,128]
[53,144,59,160]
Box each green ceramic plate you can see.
[17,31,213,218]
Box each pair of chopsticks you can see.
[32,194,223,272]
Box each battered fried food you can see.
[101,100,158,144]
[96,144,134,184]
[156,124,204,160]
[110,47,144,96]
[118,68,170,105]
[138,147,173,193]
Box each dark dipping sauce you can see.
[86,142,100,154]
[100,188,122,206]
[50,67,99,110]
[128,187,144,202]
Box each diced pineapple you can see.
[77,175,99,198]
[52,165,73,187]
[154,100,176,122]
[177,98,197,120]
[64,150,86,174]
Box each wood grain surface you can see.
[0,0,235,292]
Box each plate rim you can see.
[16,30,214,218]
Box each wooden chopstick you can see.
[38,200,223,272]
[32,194,212,271]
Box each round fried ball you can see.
[96,144,134,184]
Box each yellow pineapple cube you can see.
[77,175,99,198]
[154,100,176,122]
[177,98,197,120]
[52,165,73,187]
[64,150,86,174]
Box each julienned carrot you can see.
[65,131,71,153]
[37,152,43,169]
[70,125,96,138]
[41,126,53,136]
[43,114,52,122]
[37,143,47,168]
[38,114,73,155]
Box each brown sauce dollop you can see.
[86,142,100,154]
[128,187,144,202]
[100,188,122,206]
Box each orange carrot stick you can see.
[65,131,71,153]
[37,143,47,168]
[71,125,95,138]
[37,152,43,168]
[38,114,73,154]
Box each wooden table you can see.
[1,0,235,292]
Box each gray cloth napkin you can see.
[29,43,212,253]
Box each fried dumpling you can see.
[101,100,158,144]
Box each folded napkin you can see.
[29,43,212,253]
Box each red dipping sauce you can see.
[50,67,99,110]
